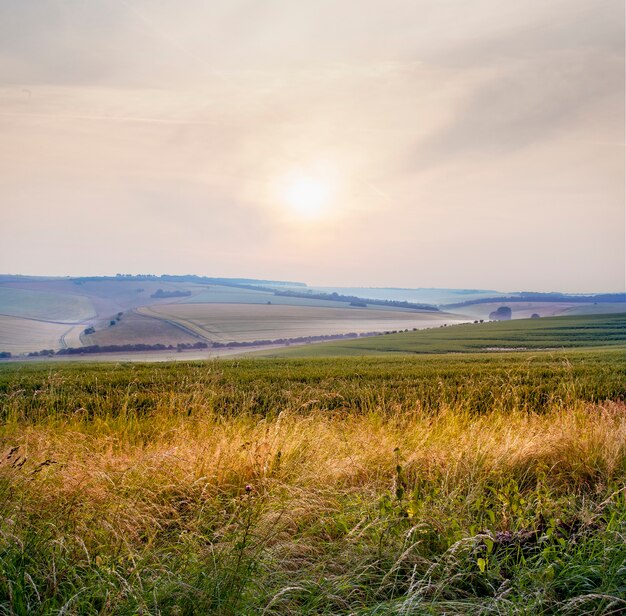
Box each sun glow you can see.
[282,174,333,219]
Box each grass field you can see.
[256,313,626,357]
[139,303,458,343]
[1,350,625,614]
[564,302,626,316]
[0,287,95,323]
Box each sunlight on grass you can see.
[0,353,625,614]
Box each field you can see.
[0,279,460,355]
[564,303,626,316]
[138,303,458,344]
[1,277,623,357]
[257,313,626,357]
[86,312,201,347]
[0,287,95,323]
[0,315,75,354]
[1,350,625,614]
[451,301,580,320]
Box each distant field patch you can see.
[564,302,626,315]
[181,284,371,308]
[453,301,579,320]
[0,315,71,354]
[258,313,626,357]
[86,312,201,347]
[0,287,95,322]
[139,303,457,343]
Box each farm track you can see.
[134,307,208,341]
[0,312,87,326]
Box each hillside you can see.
[256,313,626,357]
[1,275,624,358]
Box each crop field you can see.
[139,303,457,343]
[258,313,626,357]
[0,350,625,614]
[0,287,95,323]
[85,312,201,347]
[0,315,73,354]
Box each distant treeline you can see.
[69,274,306,288]
[211,331,382,348]
[150,289,192,298]
[273,290,440,312]
[20,331,403,357]
[443,292,626,309]
[27,342,209,357]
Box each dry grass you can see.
[1,356,625,614]
[7,400,625,516]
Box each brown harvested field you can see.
[0,315,71,354]
[138,303,462,343]
[84,311,202,346]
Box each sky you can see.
[0,0,624,293]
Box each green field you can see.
[257,313,626,357]
[1,349,625,614]
[0,287,95,323]
[564,302,626,316]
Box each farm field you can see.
[1,350,625,614]
[179,284,350,307]
[0,315,75,354]
[1,277,624,357]
[257,313,626,357]
[564,302,626,316]
[138,302,460,343]
[85,311,201,347]
[0,287,95,322]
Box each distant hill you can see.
[1,275,624,358]
[443,292,626,309]
[256,313,626,357]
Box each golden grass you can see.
[1,356,625,613]
[4,400,625,544]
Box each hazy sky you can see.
[1,0,624,292]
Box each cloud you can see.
[411,48,623,171]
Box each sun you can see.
[282,174,332,219]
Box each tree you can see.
[489,306,512,321]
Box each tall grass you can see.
[1,354,625,614]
